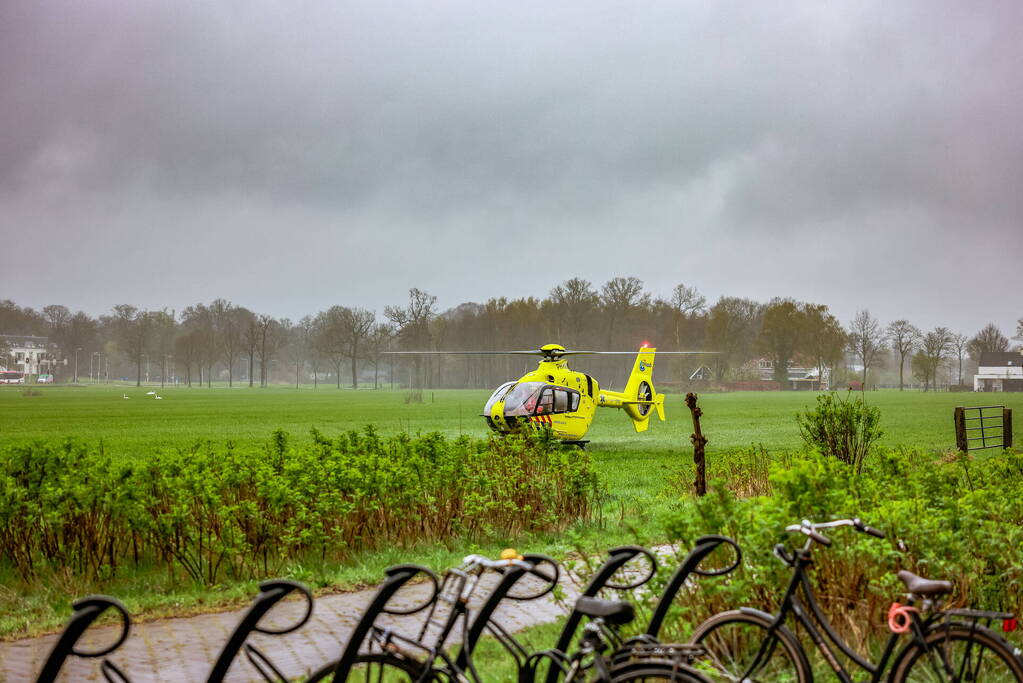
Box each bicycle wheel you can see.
[305,653,436,682]
[890,624,1023,682]
[688,610,810,683]
[608,660,709,682]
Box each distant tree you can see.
[968,323,1009,358]
[149,309,177,388]
[367,322,395,389]
[1017,318,1023,343]
[385,288,437,388]
[110,304,150,387]
[174,329,203,387]
[913,327,951,391]
[758,298,804,387]
[312,307,348,388]
[600,277,649,348]
[847,310,884,386]
[0,300,47,335]
[545,278,599,346]
[220,305,251,387]
[801,303,846,389]
[181,303,215,387]
[284,317,311,388]
[885,320,921,391]
[340,307,375,388]
[950,332,969,386]
[0,336,11,370]
[706,297,763,379]
[244,316,260,388]
[256,315,282,387]
[666,283,707,349]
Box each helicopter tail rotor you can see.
[620,347,666,432]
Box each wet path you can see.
[0,571,577,682]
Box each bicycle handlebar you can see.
[785,518,886,547]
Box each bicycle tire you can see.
[889,623,1023,682]
[304,652,437,682]
[688,610,811,683]
[607,661,709,682]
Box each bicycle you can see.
[309,549,715,682]
[688,518,1023,682]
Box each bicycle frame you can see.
[747,545,925,683]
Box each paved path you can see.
[0,571,576,682]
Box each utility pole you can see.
[74,347,81,383]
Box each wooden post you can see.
[686,392,707,496]
[1004,408,1014,449]
[954,406,967,452]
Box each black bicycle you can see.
[689,518,1023,682]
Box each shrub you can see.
[796,391,882,473]
[0,429,601,585]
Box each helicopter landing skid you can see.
[561,440,589,449]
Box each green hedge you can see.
[654,447,1023,648]
[0,429,600,584]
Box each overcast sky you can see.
[1,0,1020,337]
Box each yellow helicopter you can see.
[389,344,711,443]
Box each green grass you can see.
[1,384,1020,641]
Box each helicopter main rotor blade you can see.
[381,351,540,355]
[558,350,718,356]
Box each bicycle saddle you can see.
[575,596,635,626]
[897,570,952,596]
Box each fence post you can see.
[686,392,707,496]
[1004,408,1014,449]
[954,406,967,452]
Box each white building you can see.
[0,335,59,376]
[974,351,1023,392]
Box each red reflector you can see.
[1004,618,1018,632]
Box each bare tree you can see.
[968,323,1009,358]
[885,320,921,391]
[600,276,650,348]
[312,307,348,388]
[545,278,599,346]
[949,332,968,386]
[802,303,846,389]
[367,322,395,389]
[221,305,252,387]
[256,315,282,387]
[174,329,203,387]
[847,310,884,386]
[385,288,437,388]
[667,283,707,349]
[110,304,150,387]
[149,309,177,387]
[340,307,375,388]
[913,327,951,391]
[181,303,215,387]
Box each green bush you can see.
[653,447,1023,649]
[0,429,601,585]
[796,391,883,473]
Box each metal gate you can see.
[955,405,1013,452]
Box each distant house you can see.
[688,365,714,381]
[0,335,60,376]
[752,358,830,391]
[974,351,1023,392]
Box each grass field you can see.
[2,384,1019,500]
[2,384,1021,640]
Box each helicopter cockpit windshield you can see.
[501,382,550,417]
[484,381,516,415]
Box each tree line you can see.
[1,278,1020,390]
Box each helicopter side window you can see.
[553,389,569,413]
[536,388,554,414]
[569,391,580,412]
